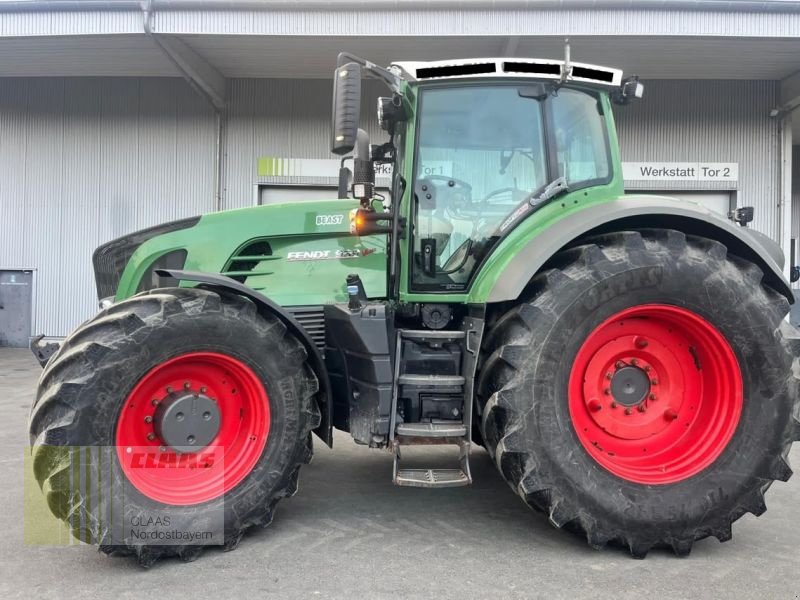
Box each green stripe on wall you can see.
[257,156,275,177]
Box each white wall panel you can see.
[152,7,800,38]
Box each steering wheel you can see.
[420,175,472,196]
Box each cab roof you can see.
[390,58,623,88]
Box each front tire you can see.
[478,229,800,557]
[29,287,320,566]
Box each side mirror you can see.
[331,62,362,155]
[612,76,644,105]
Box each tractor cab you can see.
[332,53,643,300]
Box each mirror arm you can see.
[338,156,353,199]
[336,52,402,91]
[352,129,375,207]
[354,129,370,161]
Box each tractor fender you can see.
[487,195,793,304]
[156,269,333,447]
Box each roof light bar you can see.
[392,58,623,87]
[416,62,496,79]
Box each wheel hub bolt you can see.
[151,398,159,406]
[664,409,678,422]
[638,404,646,413]
[644,366,651,373]
[649,393,657,401]
[147,432,155,441]
[604,388,611,395]
[631,358,639,366]
[651,379,658,385]
[166,386,173,394]
[624,408,632,415]
[615,361,625,370]
[605,372,613,380]
[200,387,207,393]
[611,402,617,408]
[183,382,191,390]
[144,415,153,423]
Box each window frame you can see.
[550,86,614,192]
[407,82,614,294]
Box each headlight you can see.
[376,94,405,132]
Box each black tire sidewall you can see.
[51,291,314,546]
[504,236,793,539]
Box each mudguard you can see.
[157,269,334,447]
[487,195,792,304]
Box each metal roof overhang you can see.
[0,1,800,81]
[1,34,800,81]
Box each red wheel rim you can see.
[568,304,742,485]
[115,352,270,505]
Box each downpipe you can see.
[142,0,227,212]
[213,109,226,212]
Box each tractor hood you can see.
[94,199,387,307]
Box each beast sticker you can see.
[286,248,377,261]
[315,214,344,226]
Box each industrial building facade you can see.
[1,1,799,342]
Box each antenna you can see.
[561,38,572,83]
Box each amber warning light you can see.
[349,208,396,236]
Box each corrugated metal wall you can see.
[614,79,781,238]
[224,78,383,208]
[0,77,216,336]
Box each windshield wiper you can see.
[496,176,570,236]
[527,176,568,207]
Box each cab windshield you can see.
[411,84,611,291]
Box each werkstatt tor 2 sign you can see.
[622,162,738,183]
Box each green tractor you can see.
[29,51,800,566]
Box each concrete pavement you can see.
[1,347,798,600]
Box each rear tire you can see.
[29,287,320,566]
[478,229,800,557]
